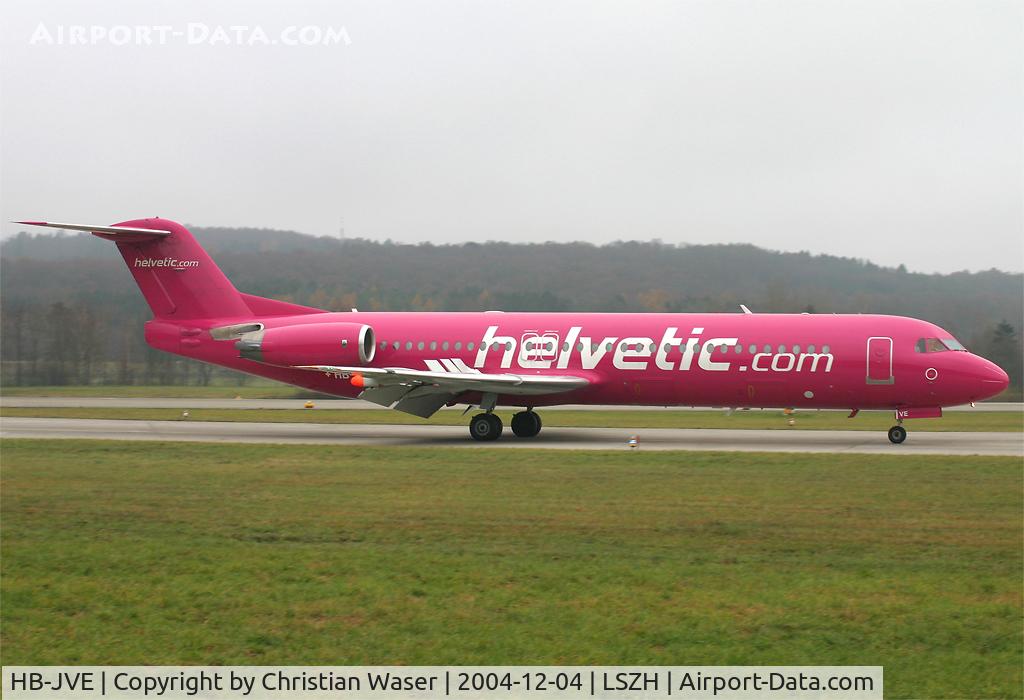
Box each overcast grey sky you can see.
[1,0,1021,273]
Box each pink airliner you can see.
[18,218,1009,443]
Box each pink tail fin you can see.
[110,218,253,320]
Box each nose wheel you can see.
[511,410,542,438]
[469,413,503,441]
[887,425,907,444]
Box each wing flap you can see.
[355,384,452,418]
[390,391,453,419]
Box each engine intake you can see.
[236,322,375,366]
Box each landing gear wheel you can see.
[511,411,543,438]
[888,425,907,444]
[470,413,503,441]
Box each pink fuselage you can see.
[146,311,1009,411]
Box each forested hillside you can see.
[2,226,1021,390]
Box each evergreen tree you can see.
[987,321,1022,391]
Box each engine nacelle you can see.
[236,322,375,366]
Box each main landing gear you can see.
[469,410,542,441]
[469,413,503,441]
[511,410,542,438]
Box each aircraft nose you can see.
[975,356,1009,398]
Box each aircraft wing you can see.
[294,364,589,418]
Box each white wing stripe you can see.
[440,358,460,372]
[451,358,479,373]
[424,359,446,372]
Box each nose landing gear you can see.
[887,424,907,444]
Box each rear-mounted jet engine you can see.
[236,322,375,366]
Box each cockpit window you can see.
[915,337,966,353]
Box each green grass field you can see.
[2,440,1020,698]
[2,406,1021,432]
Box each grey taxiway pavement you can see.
[2,416,1020,456]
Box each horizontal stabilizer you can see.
[15,221,171,238]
